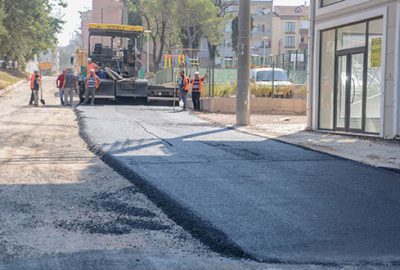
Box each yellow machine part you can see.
[75,49,88,73]
[88,23,144,33]
[39,62,52,71]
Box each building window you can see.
[285,36,295,48]
[321,0,345,7]
[285,22,296,33]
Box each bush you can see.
[203,83,237,97]
[203,83,295,98]
[0,71,22,90]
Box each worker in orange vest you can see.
[178,71,190,111]
[29,70,41,106]
[83,69,100,105]
[83,58,97,78]
[190,71,208,111]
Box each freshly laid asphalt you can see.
[77,104,400,266]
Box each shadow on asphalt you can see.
[84,97,176,107]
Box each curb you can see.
[193,113,400,175]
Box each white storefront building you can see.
[309,0,400,139]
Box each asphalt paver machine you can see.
[87,23,148,100]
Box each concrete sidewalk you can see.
[197,113,400,171]
[78,105,400,266]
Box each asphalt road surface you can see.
[78,103,400,266]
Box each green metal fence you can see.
[153,49,308,96]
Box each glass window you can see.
[285,36,295,48]
[321,0,344,7]
[365,18,383,134]
[256,70,289,82]
[337,22,366,50]
[319,29,336,130]
[285,22,296,33]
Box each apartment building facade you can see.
[271,5,310,56]
[309,0,400,139]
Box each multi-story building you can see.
[308,0,400,139]
[80,10,92,50]
[271,5,310,56]
[250,1,273,59]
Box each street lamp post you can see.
[144,30,152,74]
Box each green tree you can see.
[0,0,65,69]
[177,0,218,52]
[231,15,254,56]
[127,0,176,72]
[203,0,236,68]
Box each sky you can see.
[57,0,311,47]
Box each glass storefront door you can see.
[319,17,383,135]
[335,50,365,132]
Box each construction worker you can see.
[83,69,100,106]
[77,71,85,104]
[56,70,65,105]
[29,70,41,106]
[63,68,76,107]
[178,71,190,111]
[31,74,40,107]
[85,58,97,74]
[190,71,208,111]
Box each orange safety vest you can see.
[30,74,41,90]
[190,77,204,93]
[86,63,96,73]
[182,76,190,91]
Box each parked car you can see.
[251,68,294,97]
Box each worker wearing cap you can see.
[178,71,190,111]
[83,69,100,105]
[85,58,97,74]
[29,70,41,106]
[190,71,208,111]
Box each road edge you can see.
[193,113,400,174]
[0,79,25,97]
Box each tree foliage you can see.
[176,0,219,51]
[231,15,254,56]
[0,0,65,69]
[127,0,238,70]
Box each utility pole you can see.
[236,0,251,126]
